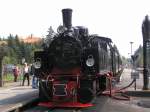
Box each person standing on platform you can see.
[22,63,30,86]
[30,64,38,89]
[13,64,20,82]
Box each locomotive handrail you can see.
[46,75,54,82]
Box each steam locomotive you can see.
[34,9,123,108]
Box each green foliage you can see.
[0,45,8,59]
[3,74,14,81]
[134,45,143,67]
[2,34,42,64]
[3,73,23,82]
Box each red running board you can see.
[39,102,93,108]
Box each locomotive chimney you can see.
[62,8,72,29]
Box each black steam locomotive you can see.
[34,9,123,108]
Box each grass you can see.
[3,73,23,82]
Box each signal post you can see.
[142,15,150,90]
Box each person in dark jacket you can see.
[30,64,38,88]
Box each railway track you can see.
[24,107,82,112]
[23,96,107,112]
[23,94,150,112]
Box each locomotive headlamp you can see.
[34,58,41,69]
[86,55,95,67]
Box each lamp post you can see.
[130,42,137,90]
[130,42,134,55]
[130,42,134,69]
[142,15,150,90]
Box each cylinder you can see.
[62,8,72,29]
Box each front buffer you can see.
[38,78,94,108]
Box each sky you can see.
[0,0,150,58]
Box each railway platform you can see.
[0,69,150,112]
[24,69,150,112]
[0,82,38,112]
[117,68,150,108]
[118,68,150,93]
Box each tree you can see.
[133,45,143,67]
[0,45,8,87]
[3,34,43,65]
[44,26,55,48]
